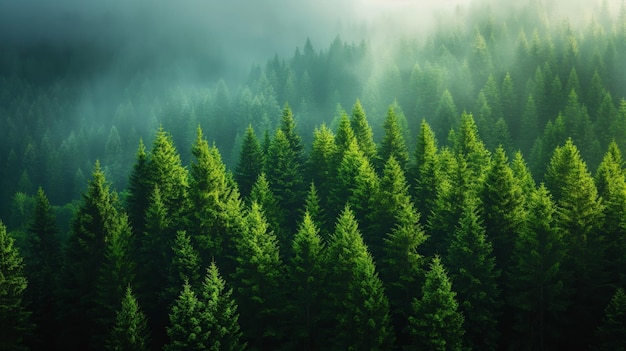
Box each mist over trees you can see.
[2,0,626,350]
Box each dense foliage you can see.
[2,0,626,350]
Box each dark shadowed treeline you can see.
[2,0,626,350]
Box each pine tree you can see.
[235,125,264,199]
[350,99,378,162]
[545,138,606,348]
[446,196,501,351]
[507,184,567,351]
[126,139,150,239]
[200,262,246,351]
[409,256,465,351]
[249,173,285,249]
[0,221,31,351]
[264,128,305,235]
[96,213,136,346]
[595,142,626,287]
[288,212,325,350]
[480,146,526,272]
[106,286,150,351]
[379,104,409,171]
[26,187,61,349]
[334,138,380,244]
[308,124,338,214]
[164,282,205,351]
[594,288,626,351]
[381,199,427,349]
[189,126,244,262]
[411,119,441,224]
[232,202,284,349]
[325,206,395,350]
[167,230,202,304]
[60,161,120,350]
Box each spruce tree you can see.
[264,128,305,235]
[381,199,427,348]
[232,202,284,349]
[507,185,567,351]
[200,262,246,351]
[60,161,120,350]
[235,125,264,198]
[594,288,626,351]
[379,104,409,171]
[545,138,606,348]
[164,282,205,351]
[409,256,465,351]
[106,286,150,351]
[26,187,61,349]
[126,139,150,240]
[308,124,338,217]
[446,196,501,351]
[411,119,441,224]
[166,230,202,304]
[350,99,378,162]
[249,173,285,249]
[325,206,394,350]
[595,142,626,286]
[288,212,325,350]
[0,221,31,351]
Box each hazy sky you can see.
[0,0,471,71]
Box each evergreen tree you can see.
[433,89,459,144]
[594,288,626,351]
[381,199,427,349]
[0,221,31,351]
[409,256,465,351]
[189,126,244,263]
[166,230,202,304]
[264,128,305,235]
[453,111,490,184]
[302,182,328,239]
[249,173,285,249]
[446,196,501,351]
[26,187,61,349]
[545,139,606,348]
[200,262,246,351]
[350,99,378,162]
[595,142,626,287]
[106,286,150,351]
[507,185,567,351]
[164,282,205,351]
[95,213,136,346]
[325,206,394,350]
[126,139,150,239]
[308,124,338,215]
[334,138,380,244]
[288,212,325,351]
[480,146,526,272]
[235,124,264,199]
[379,104,409,171]
[334,109,356,157]
[232,202,284,349]
[411,119,441,224]
[60,161,120,350]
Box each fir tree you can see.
[409,256,465,351]
[200,262,246,351]
[594,288,626,351]
[507,185,567,351]
[0,221,31,351]
[350,99,378,162]
[411,119,441,224]
[288,212,325,351]
[308,124,338,215]
[235,125,264,198]
[164,282,205,351]
[446,196,501,351]
[26,187,61,349]
[167,230,202,304]
[379,104,409,171]
[126,139,150,239]
[106,286,150,351]
[325,206,395,350]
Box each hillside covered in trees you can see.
[2,0,626,350]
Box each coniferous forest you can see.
[2,0,626,350]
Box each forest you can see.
[1,0,626,350]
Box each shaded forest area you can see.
[2,0,626,350]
